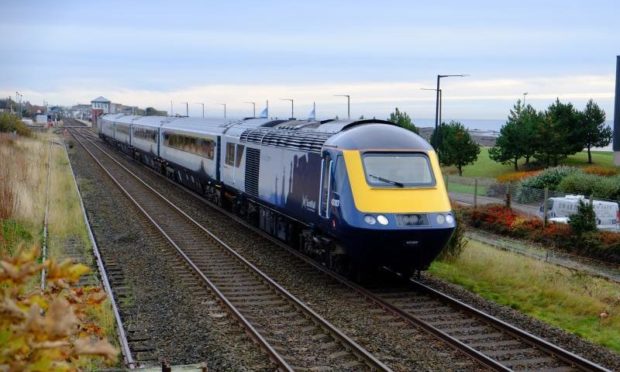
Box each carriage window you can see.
[225,143,235,166]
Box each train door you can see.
[222,140,245,186]
[319,152,333,219]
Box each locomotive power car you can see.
[98,113,455,278]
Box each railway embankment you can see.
[0,129,119,370]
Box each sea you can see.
[414,119,616,152]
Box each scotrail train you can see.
[98,113,455,279]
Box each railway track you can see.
[69,128,390,371]
[71,128,612,371]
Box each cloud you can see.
[1,74,614,120]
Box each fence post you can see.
[505,182,511,209]
[473,178,478,209]
[543,187,549,228]
[445,174,449,192]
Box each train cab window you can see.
[225,143,235,166]
[332,155,346,192]
[320,154,332,217]
[362,152,435,187]
[235,145,245,167]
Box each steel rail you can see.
[63,134,136,368]
[82,128,611,372]
[123,144,609,371]
[71,129,391,371]
[410,278,611,372]
[69,129,293,371]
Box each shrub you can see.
[496,170,540,184]
[568,199,597,236]
[520,166,579,190]
[583,165,619,177]
[0,112,32,136]
[558,173,620,200]
[0,246,118,370]
[438,209,467,262]
[515,166,580,203]
[468,204,517,234]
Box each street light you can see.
[16,91,22,118]
[421,88,442,126]
[244,101,256,117]
[180,102,189,117]
[434,74,468,147]
[334,94,350,119]
[280,98,294,119]
[194,102,205,118]
[220,103,227,119]
[523,92,528,105]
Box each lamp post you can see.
[16,91,22,118]
[245,101,256,117]
[421,88,442,126]
[334,94,350,119]
[280,98,294,119]
[195,102,205,118]
[180,102,188,117]
[220,103,227,119]
[434,74,467,147]
[523,92,528,105]
[170,100,173,116]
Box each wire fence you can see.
[445,175,620,210]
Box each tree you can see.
[145,107,165,116]
[535,99,583,167]
[581,99,612,164]
[489,100,543,170]
[433,121,480,176]
[388,108,419,134]
[568,199,597,235]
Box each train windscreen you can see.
[362,152,435,187]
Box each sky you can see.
[1,0,618,122]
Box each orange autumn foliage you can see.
[0,247,118,371]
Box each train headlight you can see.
[446,214,454,224]
[377,215,389,225]
[364,215,377,225]
[436,214,446,224]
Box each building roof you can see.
[91,96,110,103]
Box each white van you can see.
[540,195,619,228]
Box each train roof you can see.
[100,114,433,153]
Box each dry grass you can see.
[0,133,48,243]
[430,239,620,352]
[47,140,91,260]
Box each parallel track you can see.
[69,128,390,371]
[72,128,611,371]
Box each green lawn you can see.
[443,148,619,180]
[430,240,620,352]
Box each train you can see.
[97,113,455,279]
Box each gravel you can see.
[67,132,273,370]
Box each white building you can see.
[91,96,111,114]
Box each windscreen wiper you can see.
[368,174,404,187]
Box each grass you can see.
[47,139,91,261]
[0,133,48,255]
[0,130,118,367]
[442,148,619,180]
[430,239,620,352]
[445,182,488,196]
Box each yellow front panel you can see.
[343,150,452,213]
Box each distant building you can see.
[0,98,13,113]
[91,96,111,113]
[71,104,91,120]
